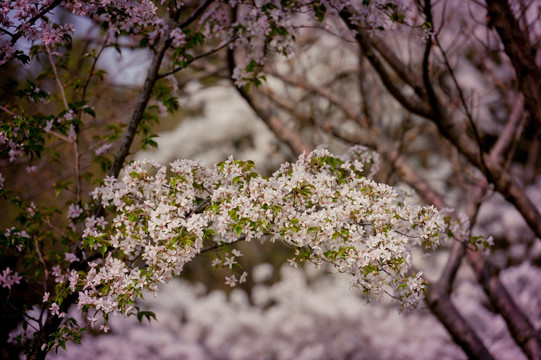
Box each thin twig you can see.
[200,237,246,253]
[46,47,69,110]
[81,34,109,102]
[159,37,237,79]
[0,104,16,116]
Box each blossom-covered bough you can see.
[83,146,444,320]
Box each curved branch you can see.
[469,250,541,360]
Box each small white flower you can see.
[65,253,80,263]
[100,324,110,333]
[225,275,237,287]
[49,303,60,316]
[26,165,38,174]
[232,249,243,257]
[211,258,221,267]
[288,258,298,268]
[67,203,83,219]
[239,272,248,284]
[223,256,237,269]
[95,143,112,156]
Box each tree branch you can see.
[228,51,311,156]
[368,37,427,99]
[353,30,434,118]
[109,1,216,177]
[10,0,63,46]
[341,6,541,240]
[158,37,236,79]
[485,0,541,128]
[424,285,495,360]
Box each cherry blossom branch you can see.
[9,0,63,46]
[200,237,246,253]
[177,0,215,29]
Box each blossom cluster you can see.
[0,0,161,64]
[1,0,411,80]
[0,267,22,289]
[70,146,445,323]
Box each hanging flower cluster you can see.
[78,146,445,320]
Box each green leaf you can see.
[83,107,96,117]
[136,310,157,323]
[313,4,326,22]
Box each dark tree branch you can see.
[178,0,215,29]
[489,95,525,165]
[425,285,495,360]
[228,51,311,156]
[468,249,541,360]
[485,0,541,128]
[108,33,171,178]
[340,6,541,241]
[368,38,427,99]
[109,1,214,177]
[354,30,435,118]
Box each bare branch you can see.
[486,0,541,128]
[425,285,495,360]
[228,52,311,156]
[468,249,541,359]
[368,37,427,99]
[46,47,69,110]
[354,30,434,118]
[489,95,525,163]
